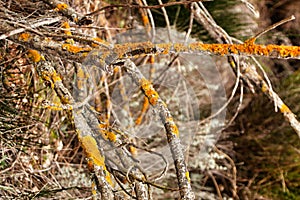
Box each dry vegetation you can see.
[0,0,299,199]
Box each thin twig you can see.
[0,17,61,40]
[250,15,295,42]
[86,0,208,17]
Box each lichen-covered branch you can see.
[74,58,150,200]
[191,2,300,138]
[124,60,195,200]
[27,50,114,198]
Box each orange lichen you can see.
[139,78,159,105]
[92,37,110,47]
[87,159,94,172]
[61,21,72,36]
[166,117,179,137]
[188,43,208,53]
[141,15,150,31]
[98,124,117,142]
[28,49,43,62]
[18,32,31,42]
[136,0,151,33]
[113,66,120,73]
[98,41,300,62]
[244,37,256,45]
[149,55,155,64]
[62,44,91,54]
[280,104,291,113]
[41,68,62,86]
[141,15,150,25]
[113,43,129,58]
[54,3,68,11]
[183,41,300,59]
[287,46,300,57]
[135,97,149,125]
[228,45,239,55]
[211,44,229,55]
[99,123,107,129]
[129,145,137,156]
[135,116,142,126]
[173,43,188,53]
[156,43,171,54]
[107,131,117,142]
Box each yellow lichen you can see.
[42,102,73,111]
[81,135,105,167]
[104,169,112,185]
[80,133,113,185]
[185,171,191,182]
[261,82,268,93]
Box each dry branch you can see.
[191,2,300,138]
[124,60,195,200]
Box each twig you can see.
[249,15,295,43]
[157,0,172,43]
[0,17,61,40]
[207,171,222,200]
